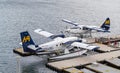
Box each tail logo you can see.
[105,20,110,25]
[22,36,30,43]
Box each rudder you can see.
[20,31,35,52]
[101,18,110,31]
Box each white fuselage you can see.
[66,28,89,34]
[65,25,98,34]
[38,37,79,51]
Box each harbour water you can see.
[0,0,120,73]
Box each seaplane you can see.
[62,18,110,36]
[20,29,99,60]
[20,30,84,55]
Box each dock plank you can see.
[64,68,83,73]
[105,58,120,67]
[86,63,120,73]
[81,68,95,73]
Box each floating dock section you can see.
[64,68,83,73]
[94,43,120,52]
[13,48,35,56]
[85,38,120,52]
[105,58,120,68]
[63,67,96,73]
[86,63,120,73]
[80,68,95,73]
[47,50,120,71]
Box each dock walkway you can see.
[47,50,120,70]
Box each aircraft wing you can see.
[71,42,99,50]
[34,29,65,39]
[62,19,80,26]
[62,19,98,29]
[62,19,87,29]
[34,29,54,38]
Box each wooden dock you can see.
[64,68,83,73]
[13,48,35,56]
[64,68,95,73]
[47,50,120,70]
[105,58,120,68]
[86,63,120,73]
[94,43,120,52]
[85,38,120,52]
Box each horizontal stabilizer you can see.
[27,45,39,51]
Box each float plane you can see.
[20,30,84,55]
[62,18,110,36]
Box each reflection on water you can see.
[0,0,120,73]
[22,61,40,73]
[20,56,55,73]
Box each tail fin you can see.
[20,31,35,52]
[101,18,110,31]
